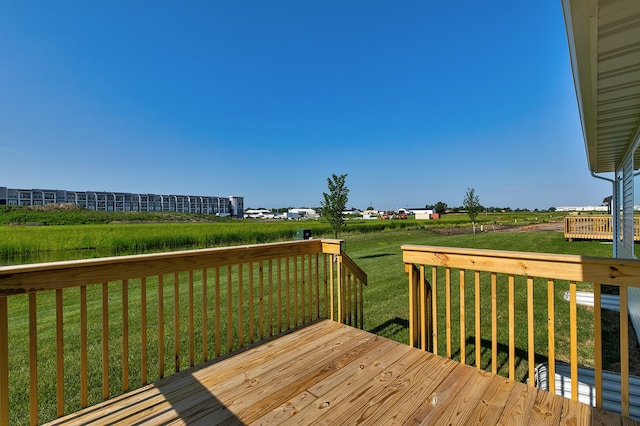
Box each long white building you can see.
[0,186,244,218]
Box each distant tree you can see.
[321,173,349,238]
[463,188,482,234]
[549,207,556,212]
[434,201,448,214]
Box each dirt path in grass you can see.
[431,220,564,235]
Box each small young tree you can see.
[434,201,448,214]
[463,187,482,234]
[321,173,349,238]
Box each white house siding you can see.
[618,155,640,343]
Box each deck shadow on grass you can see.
[358,253,398,259]
[449,335,549,383]
[368,317,409,340]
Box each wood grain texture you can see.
[45,320,638,426]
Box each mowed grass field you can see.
[0,213,619,424]
[342,228,616,380]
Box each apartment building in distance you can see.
[0,186,244,218]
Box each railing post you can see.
[405,263,432,351]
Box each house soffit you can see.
[563,0,640,173]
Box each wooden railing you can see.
[0,239,366,426]
[564,215,640,241]
[403,245,640,418]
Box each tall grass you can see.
[0,212,567,261]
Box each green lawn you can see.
[2,224,617,424]
[342,229,615,381]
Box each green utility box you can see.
[294,229,312,240]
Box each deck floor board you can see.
[46,320,639,426]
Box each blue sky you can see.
[0,1,612,210]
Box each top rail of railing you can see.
[402,244,640,286]
[0,240,337,294]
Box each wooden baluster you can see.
[249,262,254,344]
[308,254,313,322]
[475,271,481,369]
[315,254,320,320]
[547,279,555,394]
[278,258,283,332]
[80,285,88,407]
[158,275,165,379]
[0,296,8,425]
[408,265,416,348]
[294,256,299,326]
[238,266,243,348]
[301,255,305,323]
[491,273,497,374]
[460,269,466,365]
[268,260,273,336]
[259,261,264,339]
[202,269,208,361]
[432,266,438,355]
[508,275,515,380]
[189,270,195,367]
[123,280,129,391]
[569,281,577,402]
[141,277,148,385]
[446,267,451,358]
[527,277,534,387]
[214,268,221,358]
[102,283,110,398]
[56,289,64,417]
[594,282,602,407]
[419,265,426,350]
[29,293,38,424]
[227,266,232,353]
[286,258,291,329]
[173,273,180,372]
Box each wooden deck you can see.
[46,320,637,425]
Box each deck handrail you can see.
[564,215,640,241]
[403,244,640,418]
[0,239,366,426]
